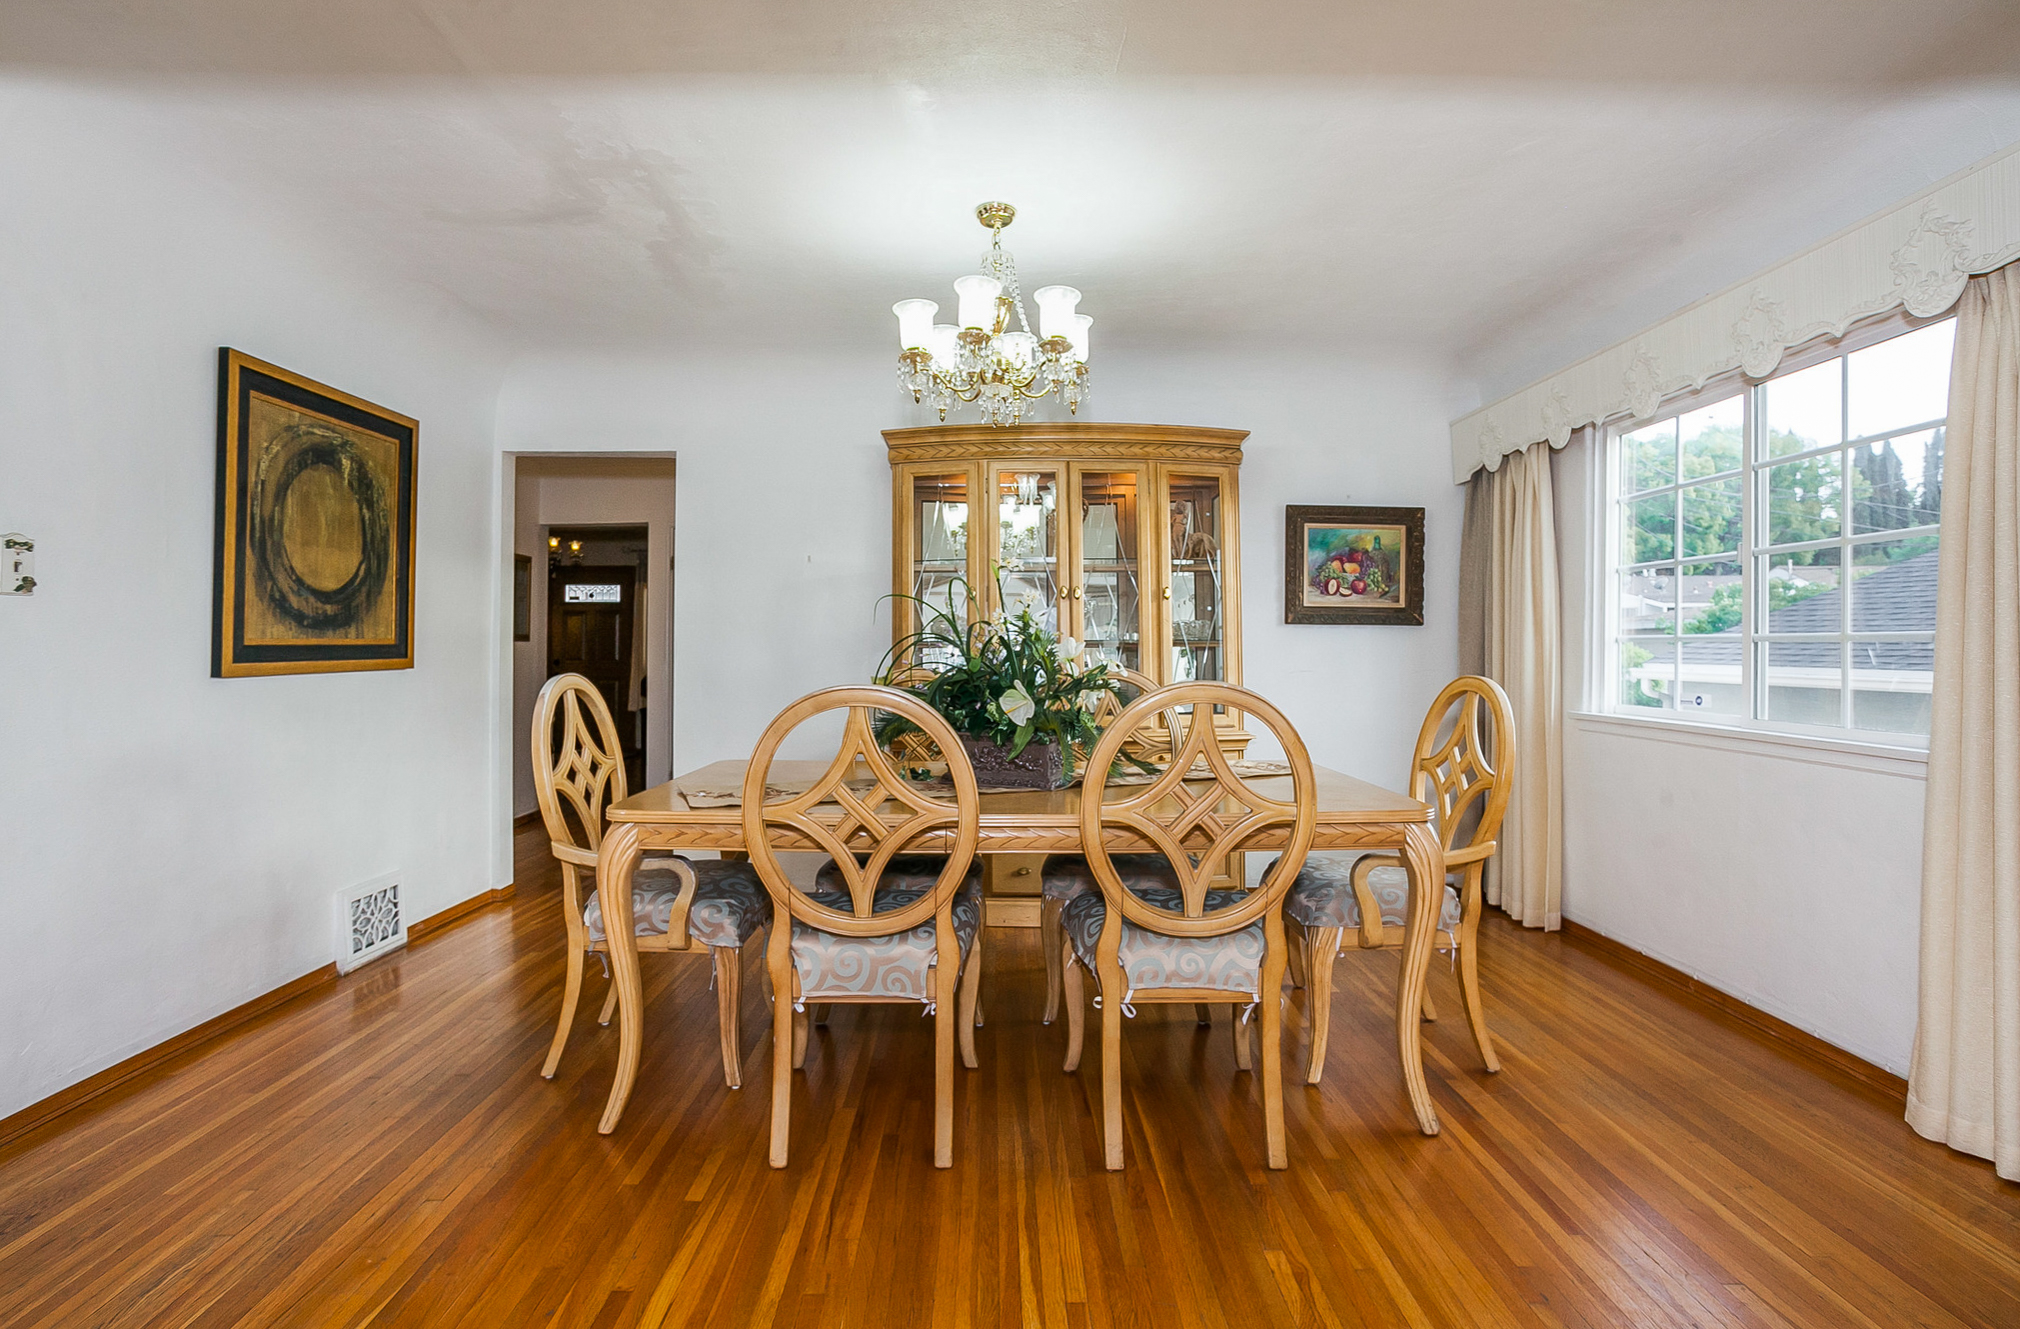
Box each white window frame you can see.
[1599,308,1950,749]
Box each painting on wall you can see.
[1284,505,1425,625]
[212,349,417,676]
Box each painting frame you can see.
[1284,504,1425,626]
[212,348,418,677]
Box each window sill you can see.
[1567,711,1928,779]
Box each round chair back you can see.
[531,673,627,867]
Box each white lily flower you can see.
[1054,636,1085,672]
[999,683,1036,725]
[1078,688,1105,712]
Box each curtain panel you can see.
[1908,262,2020,1181]
[1458,441,1564,930]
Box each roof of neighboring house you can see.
[1673,550,1936,670]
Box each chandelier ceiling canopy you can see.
[892,202,1090,427]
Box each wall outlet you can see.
[2,533,33,595]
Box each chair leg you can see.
[812,1003,831,1027]
[767,933,795,1169]
[542,944,586,1079]
[1421,987,1439,1022]
[1041,898,1064,1025]
[1062,948,1087,1073]
[713,947,742,1090]
[791,1007,809,1070]
[934,948,958,1169]
[1304,926,1341,1085]
[1232,1005,1253,1071]
[597,980,619,1027]
[1195,1003,1213,1027]
[1454,868,1501,1073]
[958,929,983,1070]
[1260,917,1289,1169]
[1285,921,1308,990]
[1100,963,1126,1171]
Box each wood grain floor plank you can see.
[1,824,2015,1327]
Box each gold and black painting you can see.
[213,350,416,676]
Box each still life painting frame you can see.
[1284,504,1425,625]
[212,349,418,677]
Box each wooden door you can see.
[548,565,638,757]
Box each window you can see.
[1608,316,1953,740]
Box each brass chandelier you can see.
[892,201,1091,427]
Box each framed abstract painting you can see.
[212,349,418,676]
[1284,505,1425,625]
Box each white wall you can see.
[0,82,514,1119]
[493,349,1465,798]
[1551,435,1928,1074]
[511,465,678,817]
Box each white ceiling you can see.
[10,1,2020,397]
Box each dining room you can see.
[3,3,2020,1326]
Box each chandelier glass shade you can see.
[893,202,1091,427]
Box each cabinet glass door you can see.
[907,471,973,660]
[1164,473,1226,684]
[1072,468,1146,674]
[990,467,1061,633]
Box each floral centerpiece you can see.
[875,577,1143,789]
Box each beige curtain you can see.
[1907,263,2020,1180]
[1458,441,1564,929]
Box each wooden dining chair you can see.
[1039,666,1183,1025]
[1277,675,1515,1083]
[532,674,771,1090]
[1060,683,1316,1170]
[742,686,985,1169]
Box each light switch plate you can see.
[2,533,32,595]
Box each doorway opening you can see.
[547,525,649,789]
[510,456,677,828]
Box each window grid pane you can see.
[1610,317,1950,739]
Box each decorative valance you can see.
[1450,146,2020,483]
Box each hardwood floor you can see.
[2,826,2015,1328]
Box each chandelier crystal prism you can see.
[892,201,1090,427]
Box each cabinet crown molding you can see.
[885,422,1246,465]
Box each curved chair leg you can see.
[791,1008,809,1070]
[1304,926,1342,1084]
[1099,959,1126,1171]
[542,944,586,1078]
[1062,949,1086,1073]
[1454,867,1500,1072]
[958,929,983,1070]
[1195,1003,1213,1028]
[1285,921,1309,990]
[1421,987,1439,1022]
[934,946,958,1168]
[1232,1006,1253,1071]
[713,946,743,1089]
[1041,898,1065,1025]
[812,1004,831,1027]
[767,931,795,1168]
[597,979,619,1027]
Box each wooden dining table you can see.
[592,760,1447,1137]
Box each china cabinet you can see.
[885,421,1247,743]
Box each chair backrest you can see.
[1079,682,1316,937]
[1081,666,1183,767]
[1408,675,1516,863]
[532,672,627,869]
[742,686,981,937]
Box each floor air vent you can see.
[337,872,406,973]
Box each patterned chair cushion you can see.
[1038,853,1181,903]
[584,858,771,947]
[790,867,984,1006]
[1061,884,1264,998]
[1270,855,1461,935]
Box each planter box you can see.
[958,734,1068,790]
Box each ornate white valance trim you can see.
[1450,144,2020,483]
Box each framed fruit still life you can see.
[1284,505,1424,625]
[212,349,418,676]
